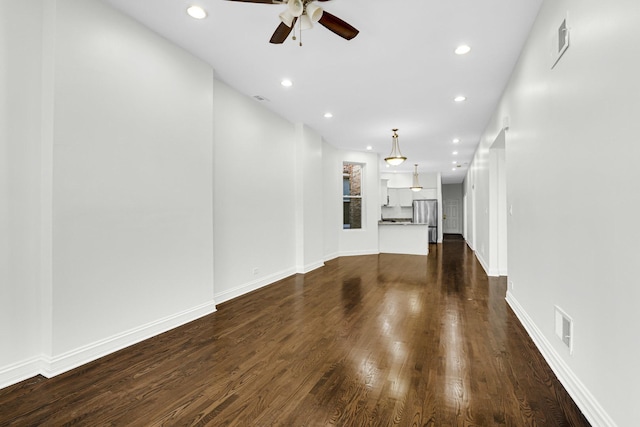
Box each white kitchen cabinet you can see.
[412,188,438,200]
[398,188,413,206]
[387,188,413,206]
[380,179,389,206]
[387,188,399,206]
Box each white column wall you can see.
[465,0,640,425]
[0,0,46,385]
[295,125,325,273]
[322,142,340,261]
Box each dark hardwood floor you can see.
[0,237,589,426]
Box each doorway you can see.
[442,184,464,234]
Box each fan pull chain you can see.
[299,21,303,46]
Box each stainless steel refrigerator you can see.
[412,199,438,243]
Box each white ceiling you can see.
[101,0,542,184]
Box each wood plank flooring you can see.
[0,236,589,426]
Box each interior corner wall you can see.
[294,125,324,273]
[466,0,640,425]
[322,142,340,261]
[212,79,297,304]
[0,0,46,386]
[338,151,380,256]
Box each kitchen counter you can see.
[379,222,429,255]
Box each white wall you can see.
[322,142,340,261]
[0,0,45,385]
[468,145,491,270]
[1,0,217,385]
[488,132,508,276]
[465,1,640,425]
[295,125,325,273]
[51,0,215,358]
[212,80,297,303]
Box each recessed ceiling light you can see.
[452,168,456,171]
[186,5,207,19]
[454,96,467,102]
[453,151,458,155]
[281,79,293,87]
[366,146,373,151]
[455,45,471,55]
[324,112,333,118]
[453,138,460,143]
[452,161,457,164]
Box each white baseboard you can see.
[339,250,379,257]
[297,261,325,274]
[0,356,43,390]
[41,300,217,378]
[214,267,296,305]
[324,252,339,262]
[506,292,617,427]
[474,250,500,277]
[0,301,217,389]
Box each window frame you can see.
[342,162,364,230]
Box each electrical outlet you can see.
[252,268,259,275]
[554,306,574,354]
[508,280,514,291]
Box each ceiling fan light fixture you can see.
[306,3,324,23]
[300,13,313,30]
[384,129,407,166]
[279,10,295,27]
[411,164,423,192]
[287,0,304,18]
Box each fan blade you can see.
[318,11,359,40]
[224,0,282,4]
[270,18,297,44]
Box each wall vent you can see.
[554,306,573,354]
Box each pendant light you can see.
[384,128,406,166]
[410,164,422,192]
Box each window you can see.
[343,163,363,229]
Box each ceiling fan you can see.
[225,0,359,44]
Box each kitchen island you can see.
[378,222,429,256]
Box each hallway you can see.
[0,239,588,425]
